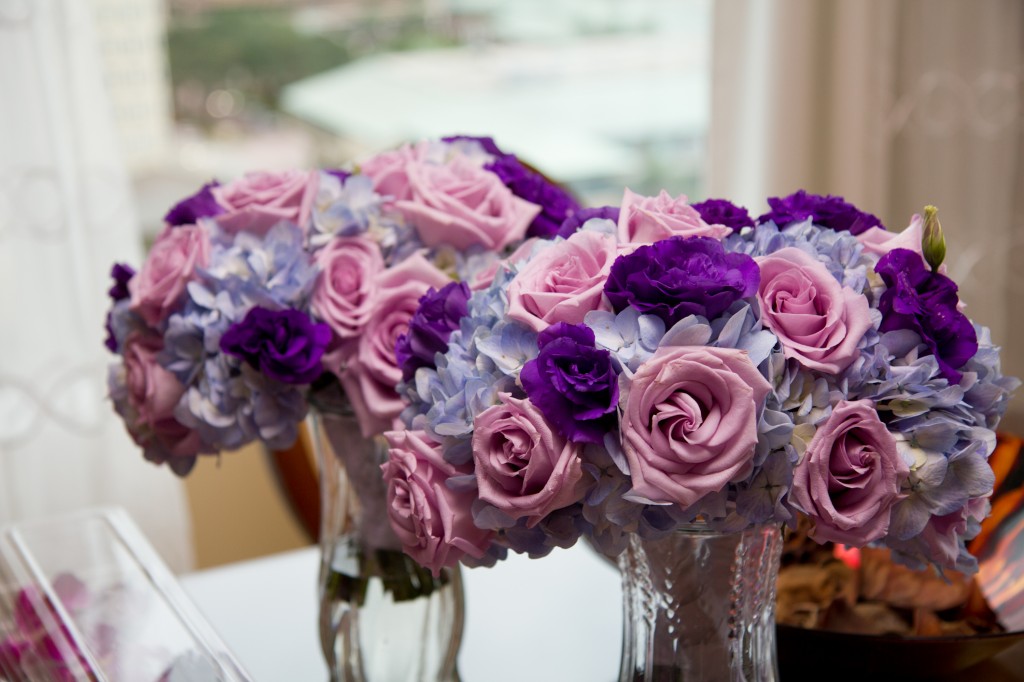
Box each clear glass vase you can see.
[309,401,463,682]
[618,524,782,682]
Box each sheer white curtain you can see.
[0,0,193,571]
[710,0,1024,431]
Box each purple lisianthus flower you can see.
[875,248,978,383]
[691,198,754,233]
[104,263,136,352]
[220,306,331,385]
[164,181,223,227]
[107,263,135,301]
[758,190,884,235]
[396,281,471,383]
[604,236,760,327]
[323,168,351,184]
[557,206,620,239]
[520,323,618,444]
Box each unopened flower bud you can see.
[922,205,946,271]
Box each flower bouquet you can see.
[102,135,578,680]
[385,189,1019,680]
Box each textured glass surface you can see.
[618,525,782,682]
[312,409,463,682]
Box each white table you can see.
[180,542,623,682]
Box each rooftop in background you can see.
[281,29,710,200]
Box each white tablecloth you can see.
[180,542,622,682]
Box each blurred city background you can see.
[97,0,711,241]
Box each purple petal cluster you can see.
[164,181,223,227]
[396,281,471,382]
[323,168,351,184]
[757,190,884,235]
[604,236,760,326]
[556,206,620,239]
[691,198,754,233]
[107,263,135,301]
[104,263,136,352]
[874,248,977,383]
[220,307,330,385]
[520,323,619,444]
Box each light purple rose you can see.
[857,213,925,258]
[506,230,617,332]
[790,400,908,546]
[471,394,588,526]
[336,253,450,437]
[756,247,872,373]
[129,224,210,326]
[310,236,384,340]
[211,170,318,235]
[397,155,539,251]
[617,189,732,244]
[621,346,771,508]
[120,333,201,459]
[360,143,423,201]
[383,429,494,576]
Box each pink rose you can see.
[382,429,494,575]
[506,230,616,332]
[471,394,587,525]
[310,236,384,340]
[617,189,732,244]
[211,170,318,235]
[338,253,449,437]
[397,156,539,251]
[756,247,872,373]
[857,213,924,257]
[360,144,422,201]
[622,346,771,508]
[129,224,210,326]
[790,400,908,546]
[120,333,201,460]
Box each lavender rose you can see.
[360,143,421,201]
[129,224,210,327]
[756,247,871,373]
[690,198,754,233]
[472,394,588,526]
[874,248,977,383]
[310,236,385,340]
[617,189,731,244]
[520,323,618,444]
[397,155,540,251]
[220,307,331,385]
[757,190,884,235]
[789,400,909,546]
[115,333,202,473]
[337,253,450,437]
[164,181,223,227]
[604,236,760,327]
[395,281,471,382]
[857,213,924,258]
[621,346,771,508]
[383,430,494,576]
[506,230,617,332]
[211,170,318,235]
